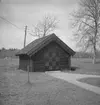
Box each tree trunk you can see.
[92,45,96,64]
[43,32,46,37]
[93,17,97,64]
[93,55,96,64]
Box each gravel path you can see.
[47,71,100,95]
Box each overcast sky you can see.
[0,0,78,50]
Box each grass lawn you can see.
[0,58,19,67]
[79,77,100,87]
[0,69,100,105]
[71,58,100,75]
[0,58,100,105]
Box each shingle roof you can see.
[16,33,75,56]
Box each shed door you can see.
[44,50,60,71]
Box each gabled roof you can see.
[16,33,75,56]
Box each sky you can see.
[0,0,78,50]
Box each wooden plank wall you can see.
[19,55,30,71]
[32,41,71,71]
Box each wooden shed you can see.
[16,33,75,72]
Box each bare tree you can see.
[71,0,100,64]
[30,14,59,38]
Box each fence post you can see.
[27,65,30,83]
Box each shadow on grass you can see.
[70,66,80,71]
[95,60,100,64]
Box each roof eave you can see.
[15,53,28,56]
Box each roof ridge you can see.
[28,34,57,56]
[27,34,52,55]
[16,33,75,56]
